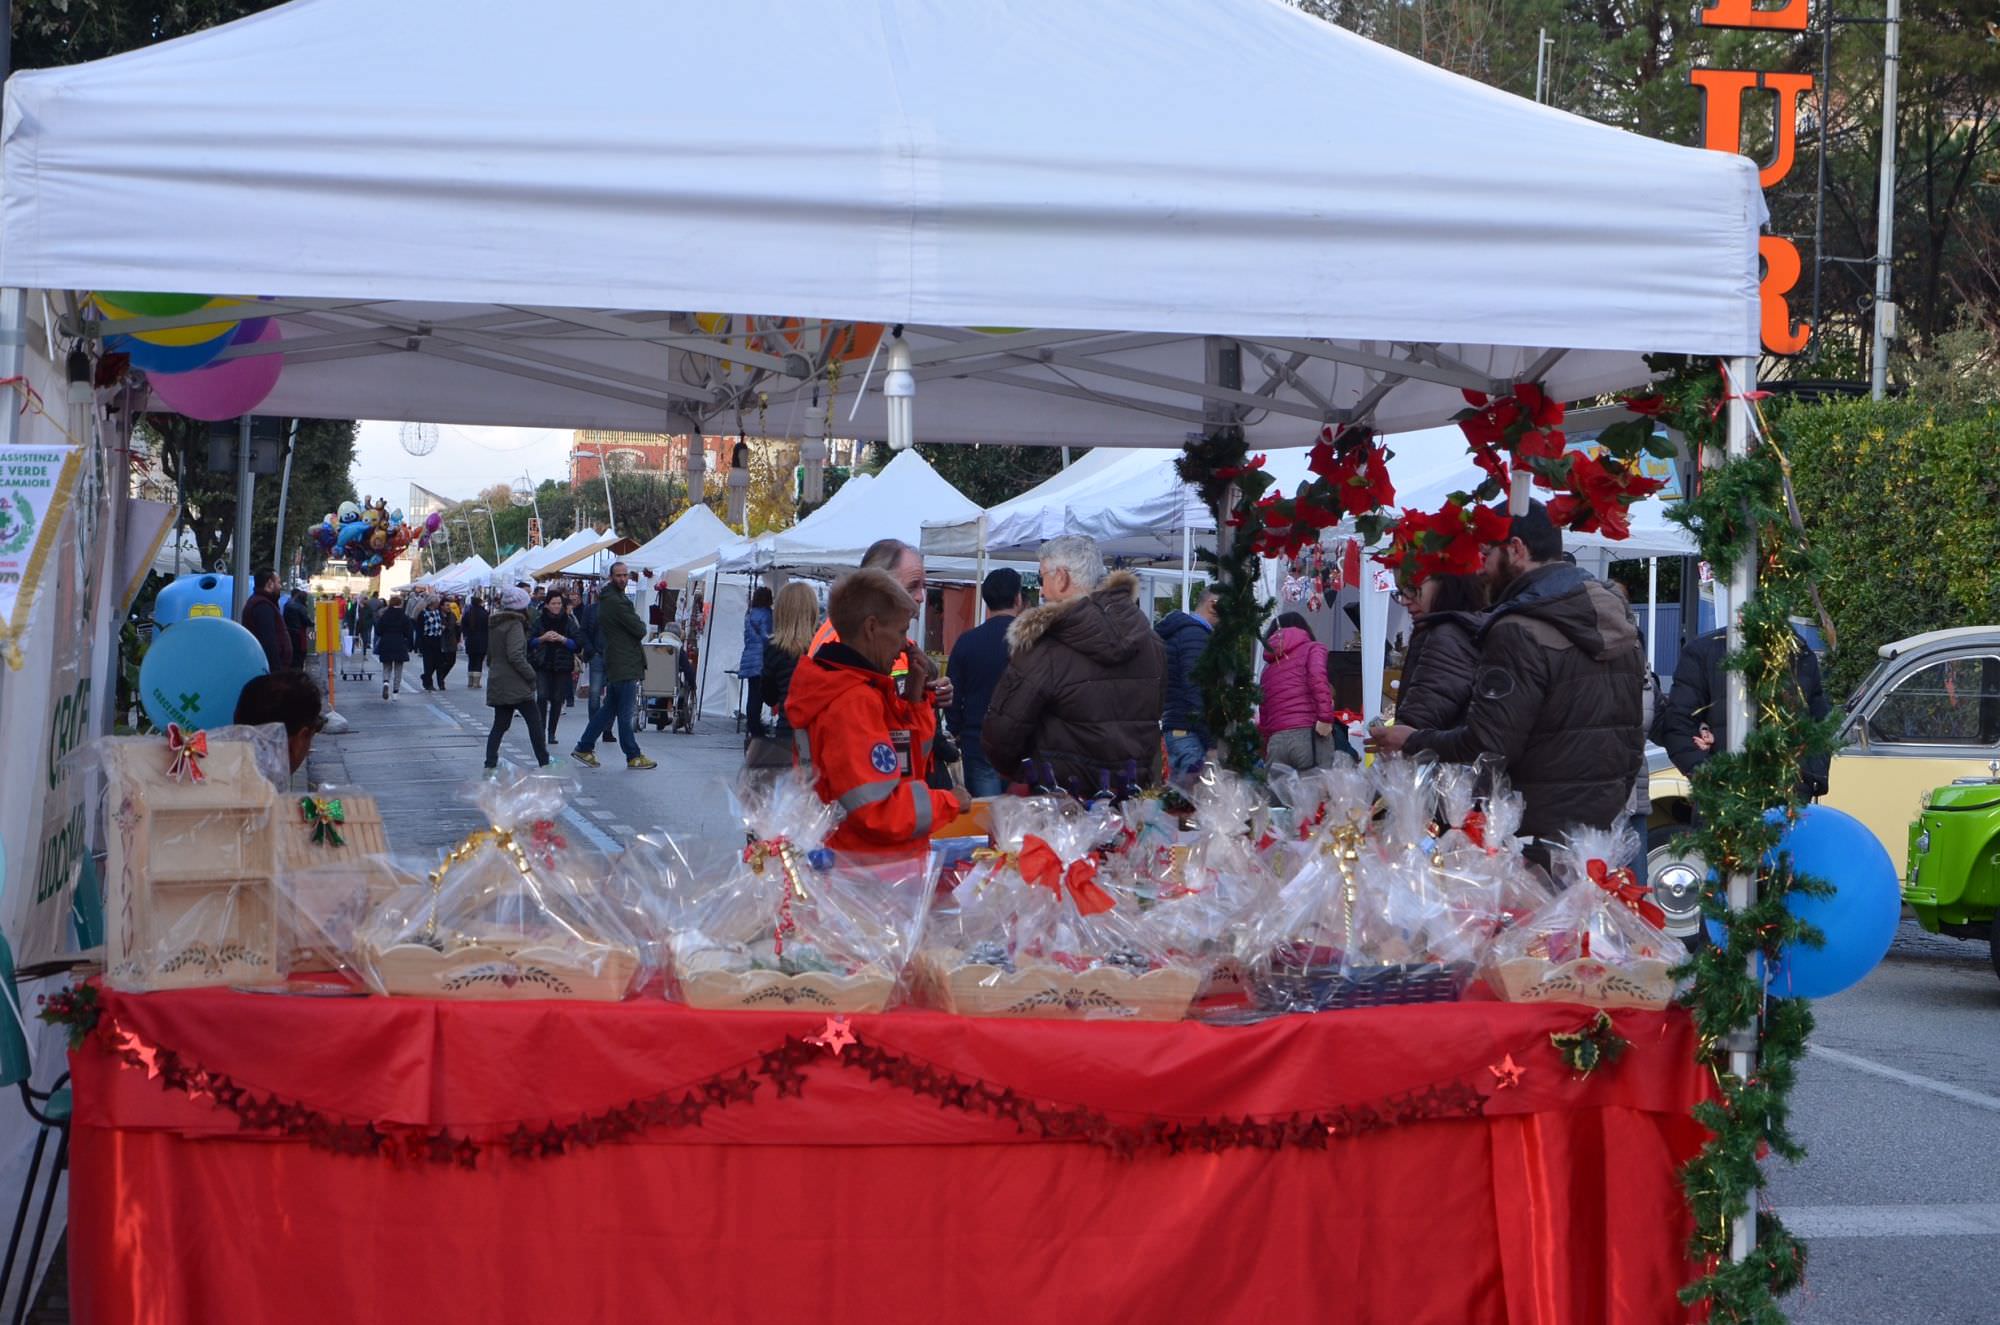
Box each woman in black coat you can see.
[373,597,415,699]
[461,598,490,687]
[531,590,584,746]
[1394,573,1488,732]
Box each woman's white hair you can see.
[1038,534,1106,592]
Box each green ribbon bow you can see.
[301,796,347,848]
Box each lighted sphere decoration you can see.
[398,422,440,457]
[509,482,534,509]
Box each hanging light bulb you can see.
[800,394,828,504]
[685,428,707,500]
[726,440,751,527]
[883,332,914,452]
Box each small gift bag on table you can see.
[1244,760,1483,1011]
[1482,824,1686,1009]
[915,797,1206,1021]
[668,773,937,1013]
[97,724,290,990]
[353,774,642,1000]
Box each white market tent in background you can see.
[488,546,536,583]
[719,452,982,579]
[509,527,609,580]
[0,0,1760,449]
[624,504,743,589]
[423,554,493,595]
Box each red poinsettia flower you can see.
[1512,381,1564,429]
[1622,392,1668,418]
[1468,503,1513,544]
[1515,428,1568,462]
[1468,440,1510,489]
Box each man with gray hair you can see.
[808,536,953,708]
[981,534,1167,799]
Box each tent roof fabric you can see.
[720,451,979,576]
[624,504,743,581]
[531,535,625,579]
[0,0,1761,444]
[511,528,612,578]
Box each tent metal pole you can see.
[1646,557,1659,678]
[271,419,299,583]
[1180,524,1193,610]
[231,415,255,619]
[974,515,988,625]
[1721,355,1759,1265]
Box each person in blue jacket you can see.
[1155,592,1218,780]
[739,585,775,738]
[944,569,1023,798]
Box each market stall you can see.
[0,0,1777,1320]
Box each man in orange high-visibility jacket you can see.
[806,537,954,709]
[788,569,968,856]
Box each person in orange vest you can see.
[807,537,954,710]
[786,568,968,856]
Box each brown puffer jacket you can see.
[980,571,1167,799]
[1404,564,1643,844]
[1394,610,1483,733]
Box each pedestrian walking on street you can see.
[434,598,462,687]
[415,594,447,690]
[484,585,550,770]
[740,586,775,739]
[374,595,413,698]
[462,595,489,688]
[533,589,583,746]
[283,587,314,668]
[577,589,608,722]
[1259,615,1348,772]
[570,562,656,770]
[240,569,294,674]
[355,595,377,652]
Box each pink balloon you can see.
[147,318,283,421]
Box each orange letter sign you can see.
[1701,0,1809,31]
[1759,236,1811,355]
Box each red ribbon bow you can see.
[165,724,208,784]
[1461,809,1488,850]
[1019,835,1115,916]
[1587,859,1665,929]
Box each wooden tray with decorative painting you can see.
[369,938,641,1001]
[913,949,1202,1021]
[1489,956,1677,1010]
[675,957,898,1013]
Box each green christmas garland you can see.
[1652,356,1841,1323]
[1177,432,1273,773]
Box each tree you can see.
[145,414,358,578]
[12,0,284,68]
[914,443,1079,508]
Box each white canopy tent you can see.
[719,452,982,578]
[488,546,536,583]
[509,527,609,579]
[624,504,745,589]
[1,0,1759,449]
[422,554,493,595]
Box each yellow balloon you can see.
[94,292,244,347]
[693,312,732,336]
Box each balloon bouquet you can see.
[312,498,439,576]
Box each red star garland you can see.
[1249,425,1398,559]
[806,1015,859,1056]
[1487,1054,1526,1090]
[91,1014,1552,1166]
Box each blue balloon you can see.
[106,324,237,375]
[1705,805,1900,999]
[153,573,235,629]
[138,616,268,732]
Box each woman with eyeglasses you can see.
[1393,573,1489,733]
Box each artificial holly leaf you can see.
[1642,434,1679,461]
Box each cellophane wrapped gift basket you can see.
[1125,769,1280,996]
[1243,760,1497,1012]
[602,832,740,993]
[274,785,395,975]
[97,724,291,991]
[1428,764,1555,937]
[1482,824,1686,1009]
[914,797,1205,1020]
[353,774,643,1000]
[668,773,937,1013]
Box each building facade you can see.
[569,431,730,484]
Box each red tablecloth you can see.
[70,988,1711,1324]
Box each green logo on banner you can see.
[0,492,33,555]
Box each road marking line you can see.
[424,701,462,729]
[1810,1044,2000,1114]
[608,824,635,836]
[1777,1203,2000,1239]
[559,808,620,855]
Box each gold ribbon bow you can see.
[423,828,539,945]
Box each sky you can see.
[352,420,574,509]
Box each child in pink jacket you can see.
[1258,620,1349,770]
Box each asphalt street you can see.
[305,662,1999,1324]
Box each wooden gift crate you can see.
[104,738,283,990]
[277,793,394,973]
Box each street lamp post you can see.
[571,443,618,532]
[473,506,501,560]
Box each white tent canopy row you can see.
[719,451,982,578]
[2,0,1761,447]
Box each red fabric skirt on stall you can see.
[68,988,1711,1325]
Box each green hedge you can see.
[1780,396,2000,699]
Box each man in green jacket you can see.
[569,563,657,770]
